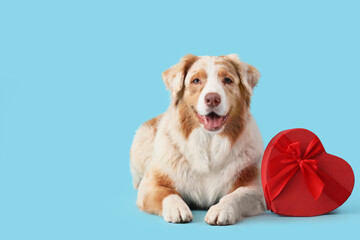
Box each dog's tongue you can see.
[204,113,223,130]
[197,112,227,131]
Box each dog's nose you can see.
[205,93,221,108]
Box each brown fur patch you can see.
[219,105,247,145]
[162,54,199,106]
[178,102,200,139]
[217,67,237,82]
[176,67,207,139]
[189,68,207,82]
[215,60,238,78]
[144,114,163,132]
[174,56,199,105]
[218,57,252,145]
[219,78,250,145]
[227,59,251,107]
[229,165,259,193]
[187,69,207,96]
[140,171,180,215]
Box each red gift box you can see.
[261,128,355,216]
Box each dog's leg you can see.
[137,170,193,223]
[205,186,265,225]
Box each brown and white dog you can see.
[130,54,265,225]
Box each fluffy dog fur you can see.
[130,54,265,225]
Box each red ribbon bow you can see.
[265,135,350,206]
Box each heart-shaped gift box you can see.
[261,128,355,216]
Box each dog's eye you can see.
[224,78,233,84]
[192,78,201,84]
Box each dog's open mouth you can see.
[196,112,228,131]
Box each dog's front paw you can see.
[162,194,193,223]
[205,203,237,225]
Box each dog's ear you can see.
[162,54,198,102]
[226,54,260,95]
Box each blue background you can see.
[1,0,359,239]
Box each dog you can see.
[130,54,265,225]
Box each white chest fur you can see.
[154,113,263,208]
[173,129,252,208]
[174,160,241,208]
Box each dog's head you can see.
[162,54,260,141]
